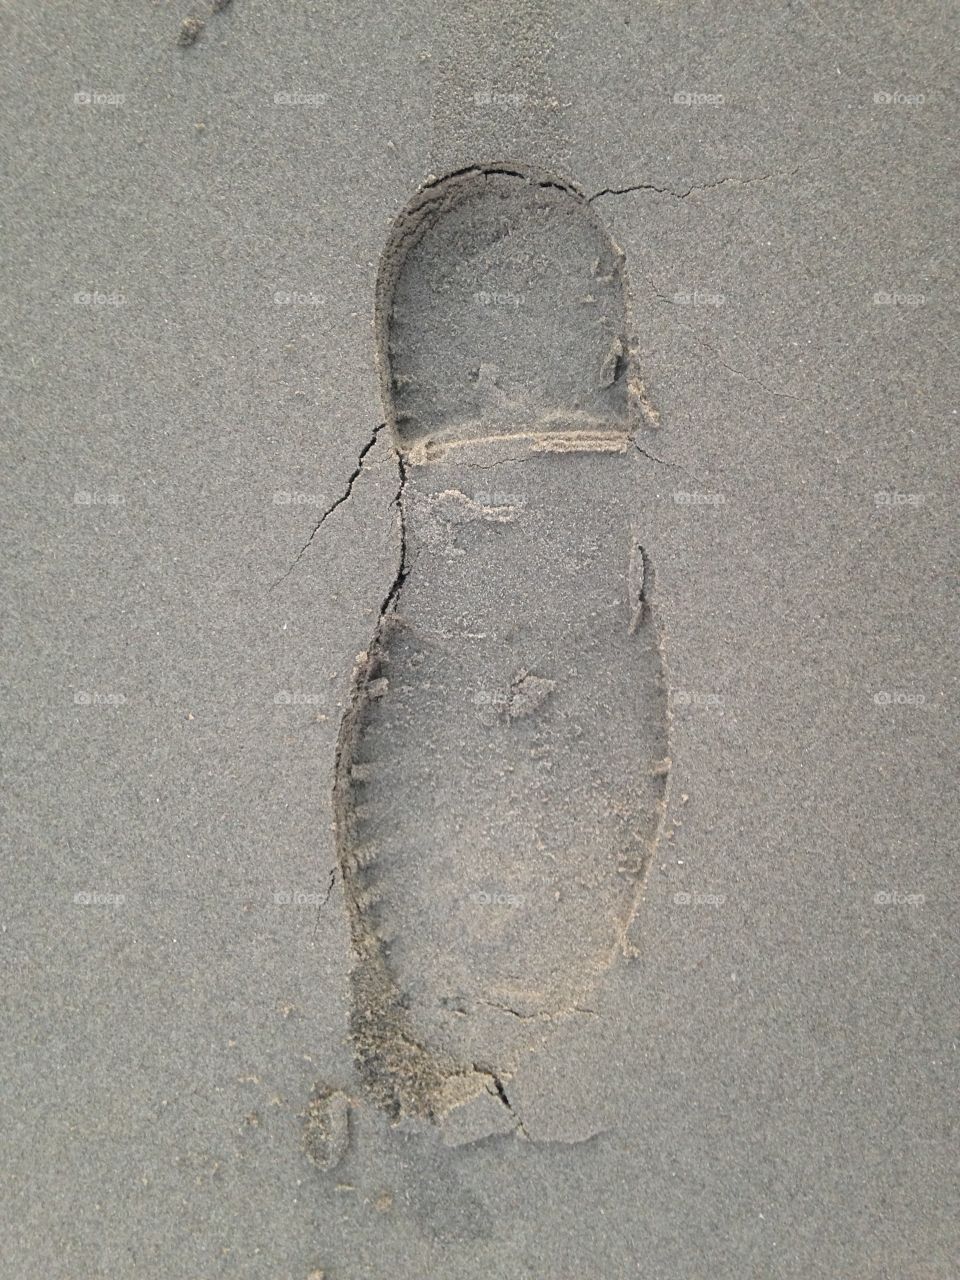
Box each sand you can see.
[3,2,956,1276]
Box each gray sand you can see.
[2,2,957,1277]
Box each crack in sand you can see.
[312,866,338,939]
[379,449,409,622]
[478,998,599,1022]
[589,163,809,204]
[632,439,702,482]
[480,1069,529,1138]
[421,163,582,201]
[639,306,806,409]
[271,422,386,588]
[689,332,806,404]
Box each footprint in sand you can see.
[333,166,669,1142]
